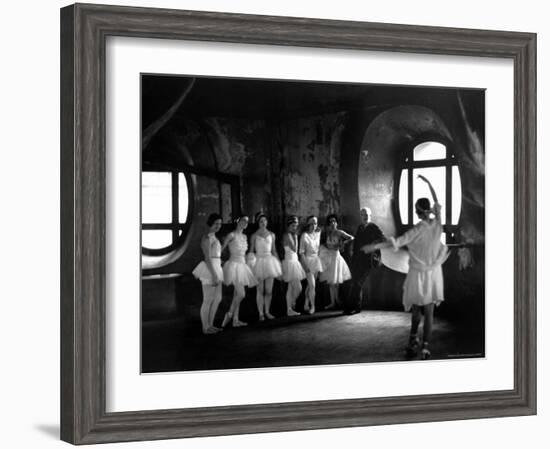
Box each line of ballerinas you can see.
[192,212,355,334]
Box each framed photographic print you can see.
[60,3,536,444]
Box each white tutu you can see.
[302,254,323,275]
[192,259,223,285]
[253,254,283,280]
[300,231,323,275]
[246,252,257,269]
[320,247,351,284]
[223,257,258,287]
[282,251,306,282]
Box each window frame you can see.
[141,168,194,256]
[395,135,461,244]
[141,161,242,257]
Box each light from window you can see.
[399,170,409,225]
[452,166,462,224]
[178,173,189,223]
[142,172,171,223]
[413,141,446,161]
[142,171,190,252]
[142,230,172,250]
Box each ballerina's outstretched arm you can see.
[417,174,441,221]
[417,174,438,203]
[361,239,391,254]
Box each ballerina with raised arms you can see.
[362,175,449,359]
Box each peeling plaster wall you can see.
[275,112,347,224]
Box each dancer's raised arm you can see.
[417,174,441,222]
[417,174,438,204]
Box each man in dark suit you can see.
[343,207,384,315]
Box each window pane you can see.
[413,142,446,161]
[142,230,172,250]
[398,169,408,225]
[412,167,446,224]
[178,173,189,223]
[142,172,172,223]
[452,166,462,224]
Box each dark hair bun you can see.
[415,198,431,212]
[287,215,299,226]
[207,213,222,227]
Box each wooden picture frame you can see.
[60,3,536,444]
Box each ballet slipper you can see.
[287,309,300,316]
[406,336,420,357]
[308,307,315,315]
[221,312,233,328]
[203,327,218,335]
[421,342,431,360]
[233,319,248,327]
[265,312,275,320]
[258,314,265,321]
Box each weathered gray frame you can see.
[60,3,537,445]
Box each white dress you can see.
[299,231,323,275]
[282,234,306,282]
[319,232,352,284]
[192,233,223,285]
[251,233,283,280]
[390,204,449,311]
[223,233,258,287]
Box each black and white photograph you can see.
[3,0,544,447]
[141,75,485,373]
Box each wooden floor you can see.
[142,309,484,373]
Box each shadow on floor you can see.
[142,309,484,373]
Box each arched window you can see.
[397,141,462,243]
[141,171,191,255]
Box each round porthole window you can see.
[141,171,192,256]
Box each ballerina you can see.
[362,175,449,359]
[319,214,354,310]
[281,216,306,316]
[249,214,283,321]
[221,215,257,327]
[299,215,323,314]
[191,213,224,334]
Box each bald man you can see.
[343,207,384,315]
